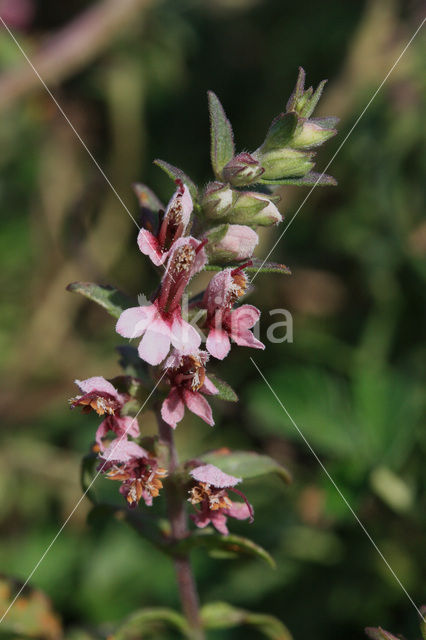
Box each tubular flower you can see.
[202,267,264,360]
[188,464,253,535]
[116,237,207,366]
[70,377,139,450]
[137,180,193,266]
[99,440,167,508]
[161,350,218,429]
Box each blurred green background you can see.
[0,0,425,638]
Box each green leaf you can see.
[132,182,163,212]
[208,91,235,178]
[0,576,62,640]
[200,450,292,484]
[176,529,276,568]
[67,282,134,319]
[261,112,298,152]
[204,261,291,275]
[201,602,292,639]
[154,159,198,200]
[113,607,191,639]
[208,373,238,401]
[259,171,337,186]
[247,259,291,275]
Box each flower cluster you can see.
[70,69,336,532]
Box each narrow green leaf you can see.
[114,607,191,639]
[200,449,292,484]
[259,171,337,186]
[208,91,235,178]
[201,602,292,639]
[67,282,134,319]
[176,529,276,568]
[208,374,238,402]
[248,259,291,275]
[154,159,198,200]
[204,261,291,275]
[261,112,298,152]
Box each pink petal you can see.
[75,376,118,399]
[137,314,172,365]
[170,315,201,354]
[137,229,167,266]
[161,387,185,429]
[183,390,214,426]
[206,328,231,360]
[202,270,233,312]
[190,464,241,488]
[101,438,147,463]
[231,304,260,330]
[225,501,252,521]
[201,376,219,396]
[115,305,156,339]
[115,415,140,439]
[231,328,265,350]
[209,511,229,535]
[190,511,211,529]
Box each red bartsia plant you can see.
[68,68,338,639]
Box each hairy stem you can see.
[156,410,205,639]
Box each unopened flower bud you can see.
[286,67,328,118]
[291,118,337,149]
[204,224,258,264]
[230,192,282,226]
[201,182,235,219]
[221,153,264,187]
[254,147,314,180]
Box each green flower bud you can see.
[229,192,282,227]
[254,147,314,180]
[222,153,264,186]
[286,67,327,118]
[201,182,235,219]
[204,223,258,264]
[291,118,337,149]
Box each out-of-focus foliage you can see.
[0,0,425,639]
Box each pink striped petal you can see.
[138,328,171,365]
[201,376,219,396]
[225,501,252,521]
[101,439,147,463]
[231,304,260,330]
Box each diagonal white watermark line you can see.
[250,357,426,622]
[0,368,168,626]
[251,16,426,282]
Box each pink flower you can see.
[202,267,264,360]
[161,350,218,429]
[188,464,253,535]
[137,180,193,266]
[70,377,140,450]
[99,444,167,508]
[116,237,207,365]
